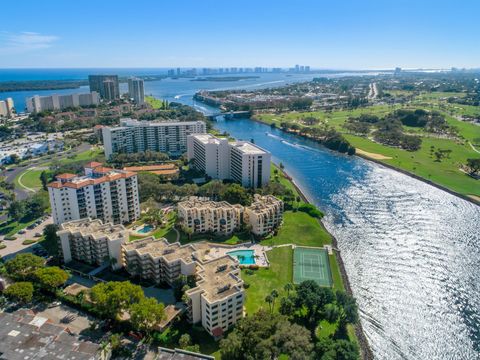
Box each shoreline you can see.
[276,165,374,360]
[249,115,480,207]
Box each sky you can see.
[0,0,479,69]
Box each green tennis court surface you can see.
[293,247,333,287]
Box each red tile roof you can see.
[85,161,103,169]
[211,327,224,338]
[56,173,76,180]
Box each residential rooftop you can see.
[0,310,103,360]
[230,140,268,155]
[48,165,136,189]
[57,218,126,240]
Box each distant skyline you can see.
[1,0,479,69]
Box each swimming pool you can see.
[137,224,154,234]
[227,249,255,265]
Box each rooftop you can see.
[0,310,103,360]
[48,166,136,189]
[118,118,205,128]
[156,347,215,360]
[57,218,126,241]
[230,140,268,155]
[178,199,243,211]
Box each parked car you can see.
[27,225,36,230]
[18,230,26,234]
[34,233,42,237]
[48,301,61,308]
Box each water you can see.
[212,119,480,360]
[227,250,256,265]
[0,70,320,112]
[137,224,154,234]
[2,69,479,359]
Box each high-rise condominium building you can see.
[102,118,206,158]
[0,98,14,117]
[0,101,8,118]
[187,134,271,188]
[127,77,145,104]
[47,162,140,225]
[26,92,100,113]
[57,218,126,270]
[88,75,120,100]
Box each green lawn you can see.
[14,169,44,190]
[256,103,480,198]
[261,211,332,247]
[242,246,293,314]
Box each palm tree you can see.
[284,283,294,296]
[265,294,274,313]
[270,289,279,310]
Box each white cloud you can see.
[0,31,59,54]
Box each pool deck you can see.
[130,224,156,236]
[203,243,272,267]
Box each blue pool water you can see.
[227,250,255,265]
[138,225,154,234]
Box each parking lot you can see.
[0,216,52,260]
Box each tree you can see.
[220,310,313,360]
[294,280,335,328]
[265,294,274,313]
[5,253,45,280]
[8,201,25,221]
[466,158,480,175]
[270,289,279,309]
[40,171,49,191]
[5,282,34,303]
[43,224,59,255]
[34,266,69,290]
[179,333,193,349]
[221,183,252,206]
[129,297,165,333]
[315,338,359,360]
[279,296,295,316]
[90,281,144,319]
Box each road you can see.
[368,82,378,100]
[1,143,91,200]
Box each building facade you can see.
[185,255,244,338]
[47,162,140,225]
[244,194,284,236]
[178,200,243,235]
[102,118,206,158]
[122,237,245,337]
[88,75,120,100]
[57,218,126,269]
[128,77,145,104]
[187,134,271,188]
[26,92,100,113]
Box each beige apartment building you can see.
[244,195,284,236]
[122,237,244,337]
[57,218,126,270]
[177,200,244,235]
[122,238,198,285]
[185,255,244,338]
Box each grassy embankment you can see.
[255,97,480,199]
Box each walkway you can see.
[469,141,480,154]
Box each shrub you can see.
[298,203,324,218]
[249,265,259,270]
[0,244,6,249]
[22,239,36,245]
[243,282,250,289]
[4,236,17,241]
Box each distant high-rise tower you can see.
[88,75,120,100]
[128,78,145,104]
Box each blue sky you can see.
[1,0,479,69]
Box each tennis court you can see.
[293,247,333,287]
